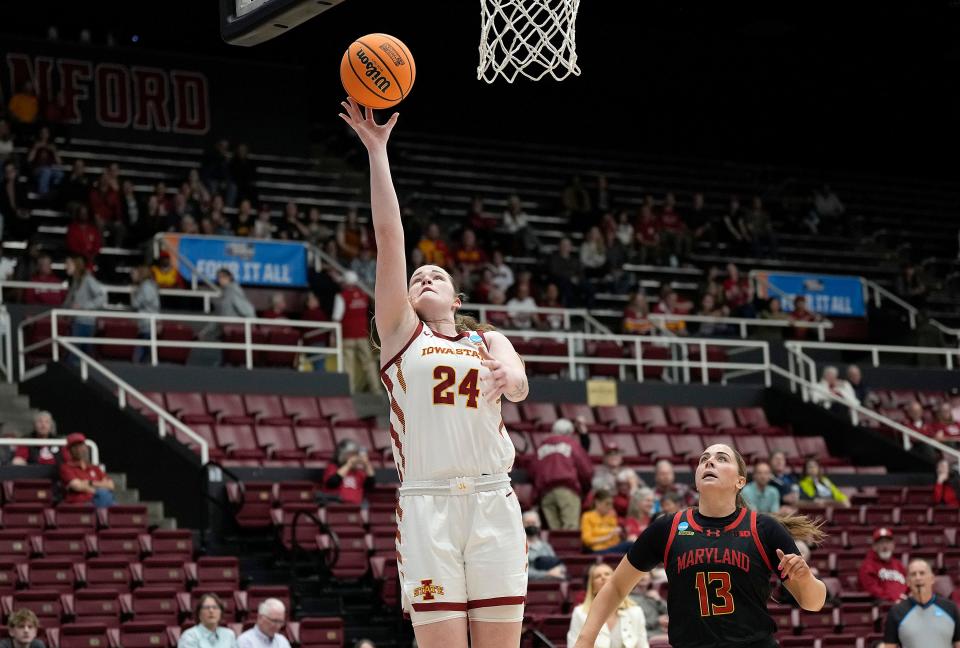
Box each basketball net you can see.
[477,0,581,83]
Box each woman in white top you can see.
[569,563,648,648]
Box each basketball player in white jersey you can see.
[339,97,529,648]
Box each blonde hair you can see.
[582,563,634,613]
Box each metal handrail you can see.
[770,362,960,472]
[0,280,219,313]
[784,340,957,370]
[0,437,101,466]
[460,302,613,335]
[864,279,918,330]
[48,337,209,464]
[647,312,834,341]
[16,309,343,375]
[0,306,11,383]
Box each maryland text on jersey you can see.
[676,547,752,574]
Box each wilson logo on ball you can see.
[355,49,391,93]
[379,43,405,66]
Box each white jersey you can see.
[380,322,515,482]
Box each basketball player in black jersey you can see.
[573,444,827,648]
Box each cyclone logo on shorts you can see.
[414,579,445,600]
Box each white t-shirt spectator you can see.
[503,209,530,234]
[489,262,515,293]
[812,379,860,408]
[506,296,537,329]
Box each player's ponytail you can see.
[453,292,496,333]
[732,447,827,545]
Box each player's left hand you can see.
[478,344,508,404]
[776,548,812,581]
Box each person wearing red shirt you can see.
[454,228,487,274]
[59,433,115,507]
[65,206,102,263]
[321,439,376,505]
[12,410,61,465]
[934,459,960,507]
[858,527,908,602]
[722,262,751,310]
[261,293,288,319]
[24,255,66,306]
[634,205,662,265]
[927,403,960,443]
[332,271,380,394]
[790,295,821,340]
[658,192,691,263]
[532,418,594,530]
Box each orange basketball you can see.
[340,33,416,109]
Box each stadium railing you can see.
[460,302,613,334]
[772,360,960,471]
[16,309,342,376]
[0,280,220,313]
[496,328,772,385]
[0,306,12,383]
[645,312,834,341]
[0,436,102,466]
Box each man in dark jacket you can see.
[532,418,592,530]
[859,527,908,602]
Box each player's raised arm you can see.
[338,97,418,352]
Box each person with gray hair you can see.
[12,410,60,465]
[532,418,593,530]
[237,598,290,648]
[812,365,859,409]
[523,510,566,580]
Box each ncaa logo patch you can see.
[678,522,689,531]
[468,332,483,344]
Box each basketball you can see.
[340,33,416,109]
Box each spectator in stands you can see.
[7,81,39,138]
[349,247,376,288]
[881,558,959,648]
[150,252,183,289]
[524,510,567,580]
[228,199,252,238]
[178,593,236,648]
[60,433,115,507]
[253,204,273,239]
[746,196,777,257]
[846,364,869,405]
[581,490,632,553]
[454,227,486,280]
[561,175,592,218]
[896,262,928,307]
[905,401,926,435]
[687,192,718,252]
[201,139,236,206]
[934,459,960,507]
[11,410,61,466]
[759,297,791,338]
[623,292,654,335]
[722,263,750,313]
[24,254,65,306]
[656,491,684,520]
[89,173,123,242]
[721,195,750,252]
[695,292,732,337]
[929,403,960,443]
[466,195,498,247]
[653,288,688,335]
[580,226,608,279]
[612,467,642,517]
[741,460,780,513]
[333,271,380,394]
[658,192,690,265]
[538,282,565,330]
[1,160,29,240]
[322,439,375,505]
[184,169,212,211]
[339,208,373,262]
[179,214,200,235]
[798,457,849,507]
[130,265,160,363]
[301,291,328,322]
[634,205,662,265]
[790,296,821,340]
[27,127,64,197]
[533,418,593,530]
[548,237,585,303]
[0,609,45,648]
[261,293,288,320]
[769,450,799,506]
[813,184,845,226]
[485,288,510,328]
[505,280,540,330]
[63,255,107,357]
[0,120,13,161]
[592,446,625,493]
[487,249,514,295]
[568,563,648,648]
[416,222,451,268]
[859,527,907,603]
[118,180,143,232]
[503,193,539,253]
[652,459,696,508]
[623,487,655,540]
[812,365,860,410]
[238,599,290,648]
[300,207,332,246]
[629,571,668,637]
[230,143,257,205]
[60,159,90,208]
[215,268,255,318]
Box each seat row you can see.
[0,529,193,563]
[0,504,150,532]
[131,393,370,428]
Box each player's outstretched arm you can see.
[338,97,417,351]
[778,548,827,611]
[571,556,645,648]
[477,330,528,403]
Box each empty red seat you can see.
[25,559,77,592]
[735,407,784,434]
[240,585,291,617]
[221,325,268,367]
[96,530,142,561]
[293,426,335,460]
[0,560,17,595]
[164,392,215,424]
[701,407,752,434]
[701,434,735,452]
[533,340,569,376]
[52,504,98,531]
[115,622,170,648]
[594,405,645,434]
[280,396,328,427]
[83,559,133,592]
[600,433,641,462]
[0,530,32,561]
[734,435,769,461]
[227,481,275,530]
[520,402,559,430]
[322,504,363,529]
[320,532,368,579]
[195,557,239,590]
[254,426,305,460]
[630,405,680,434]
[97,319,140,361]
[261,327,301,368]
[100,506,148,531]
[4,480,54,505]
[276,482,316,506]
[215,425,265,460]
[148,530,194,561]
[669,434,704,463]
[243,395,293,425]
[766,436,801,461]
[273,505,323,552]
[157,323,196,364]
[526,581,566,618]
[318,397,371,428]
[71,590,122,627]
[39,530,90,560]
[545,530,582,554]
[501,401,535,432]
[586,341,624,378]
[2,503,47,531]
[294,617,344,648]
[205,393,255,425]
[635,434,680,463]
[136,558,189,589]
[121,588,182,625]
[667,406,713,434]
[5,589,64,626]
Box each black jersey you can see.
[627,508,800,648]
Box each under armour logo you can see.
[705,529,721,537]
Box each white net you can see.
[477,0,581,83]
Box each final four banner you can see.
[163,234,308,287]
[753,271,867,317]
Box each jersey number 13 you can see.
[694,571,735,616]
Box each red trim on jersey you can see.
[380,320,424,373]
[662,510,684,567]
[750,510,774,572]
[412,602,468,611]
[685,508,702,532]
[429,327,469,342]
[467,596,525,609]
[724,507,748,531]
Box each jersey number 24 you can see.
[433,367,480,409]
